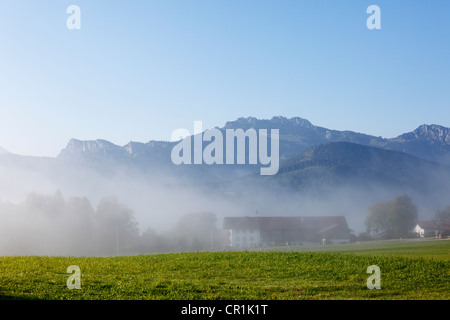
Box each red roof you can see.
[417,220,450,231]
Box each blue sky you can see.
[0,1,449,157]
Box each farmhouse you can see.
[223,216,352,248]
[414,220,450,238]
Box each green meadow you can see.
[0,239,448,300]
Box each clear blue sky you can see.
[0,1,449,157]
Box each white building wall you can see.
[230,229,261,248]
[414,224,425,237]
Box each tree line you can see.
[364,194,450,239]
[2,191,447,256]
[0,191,226,256]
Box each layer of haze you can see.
[0,152,447,256]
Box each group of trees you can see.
[0,191,139,256]
[0,191,225,256]
[365,194,418,239]
[365,194,450,239]
[434,206,450,222]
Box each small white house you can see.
[414,220,450,238]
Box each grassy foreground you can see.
[0,239,448,300]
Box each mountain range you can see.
[57,116,450,167]
[1,116,450,225]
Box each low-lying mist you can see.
[0,153,447,256]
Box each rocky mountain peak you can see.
[58,139,125,158]
[223,116,314,130]
[412,124,450,144]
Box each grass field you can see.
[261,237,450,259]
[0,239,448,300]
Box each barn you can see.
[223,216,352,248]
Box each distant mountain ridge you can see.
[59,138,173,158]
[58,116,450,166]
[403,124,450,144]
[276,141,450,192]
